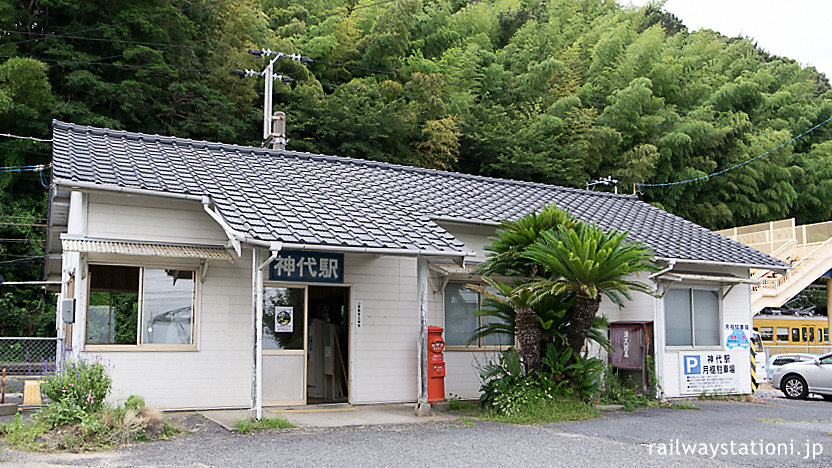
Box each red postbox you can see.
[427,326,445,403]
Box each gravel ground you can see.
[2,393,831,467]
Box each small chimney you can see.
[272,112,286,150]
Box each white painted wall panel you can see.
[80,249,254,410]
[660,283,753,397]
[347,254,420,404]
[85,192,227,244]
[263,355,304,402]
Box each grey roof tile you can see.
[50,120,788,268]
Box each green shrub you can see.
[124,395,146,412]
[479,344,605,419]
[41,359,112,413]
[599,366,657,411]
[540,343,603,401]
[38,399,88,427]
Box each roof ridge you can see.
[52,120,637,201]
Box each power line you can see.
[0,0,225,49]
[0,164,49,173]
[0,133,51,143]
[0,222,46,227]
[0,216,46,221]
[0,256,44,264]
[636,116,832,188]
[0,29,221,51]
[0,55,213,73]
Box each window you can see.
[802,327,808,342]
[759,327,773,342]
[444,283,511,347]
[773,357,797,366]
[809,327,815,342]
[792,328,800,342]
[824,328,829,342]
[262,286,305,350]
[665,288,719,346]
[776,327,789,342]
[87,265,197,348]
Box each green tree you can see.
[523,223,657,355]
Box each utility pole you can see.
[234,49,310,149]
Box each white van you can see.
[751,331,768,382]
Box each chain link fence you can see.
[0,337,64,377]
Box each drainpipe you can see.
[253,242,282,420]
[649,259,677,281]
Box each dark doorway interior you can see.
[307,286,349,403]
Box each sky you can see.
[624,0,832,78]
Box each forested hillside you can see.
[2,0,831,334]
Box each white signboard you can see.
[678,350,749,395]
[275,306,294,333]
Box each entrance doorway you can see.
[307,286,349,403]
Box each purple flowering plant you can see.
[41,358,112,413]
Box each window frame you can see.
[443,281,513,351]
[664,286,723,349]
[84,262,199,352]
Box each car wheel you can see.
[782,375,809,399]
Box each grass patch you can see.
[447,399,479,413]
[0,402,180,452]
[458,417,476,426]
[234,416,296,434]
[479,393,600,425]
[664,401,699,410]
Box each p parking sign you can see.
[683,355,701,375]
[678,351,747,395]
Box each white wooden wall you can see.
[85,192,227,244]
[68,192,254,409]
[346,254,419,404]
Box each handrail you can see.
[754,236,832,294]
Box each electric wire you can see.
[636,116,832,188]
[0,256,45,264]
[0,133,51,142]
[0,0,226,49]
[0,164,49,173]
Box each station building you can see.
[45,120,788,413]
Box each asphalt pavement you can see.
[3,392,832,467]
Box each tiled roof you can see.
[51,120,788,269]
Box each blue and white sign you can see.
[724,323,751,349]
[679,351,748,395]
[269,250,344,283]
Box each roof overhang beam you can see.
[654,256,790,276]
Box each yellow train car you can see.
[753,315,832,355]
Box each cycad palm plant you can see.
[523,223,657,355]
[467,279,544,373]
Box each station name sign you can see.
[269,250,344,283]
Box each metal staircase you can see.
[717,219,832,314]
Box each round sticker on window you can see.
[275,306,293,332]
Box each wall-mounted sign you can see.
[269,250,344,283]
[724,323,751,349]
[275,306,294,332]
[678,350,748,395]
